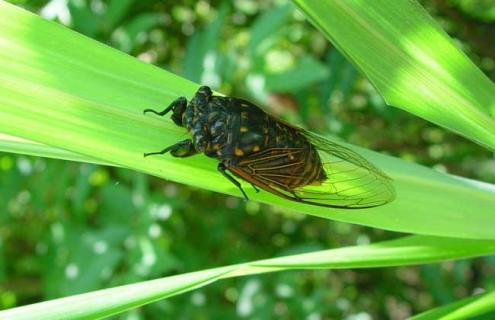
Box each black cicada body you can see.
[144,86,395,208]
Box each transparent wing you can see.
[228,131,395,209]
[294,130,396,208]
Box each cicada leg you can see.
[218,163,249,201]
[250,184,260,193]
[144,139,198,158]
[143,97,187,127]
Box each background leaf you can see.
[411,290,495,320]
[2,235,495,319]
[292,0,495,150]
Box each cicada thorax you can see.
[184,95,228,154]
[183,92,327,191]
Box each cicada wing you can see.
[227,140,395,208]
[227,164,301,203]
[293,130,396,208]
[227,147,311,195]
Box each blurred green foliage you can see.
[1,0,494,319]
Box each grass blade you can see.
[410,290,495,320]
[1,235,494,319]
[292,0,495,150]
[0,134,109,165]
[0,2,494,239]
[0,267,236,320]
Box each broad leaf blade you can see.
[292,0,495,150]
[0,2,495,239]
[0,134,108,165]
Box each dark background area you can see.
[1,0,494,319]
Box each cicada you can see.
[144,86,395,208]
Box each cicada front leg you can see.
[144,139,198,158]
[143,97,187,127]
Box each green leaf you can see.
[0,2,495,239]
[292,0,495,151]
[112,13,166,53]
[182,4,228,83]
[410,290,495,320]
[248,3,293,55]
[68,0,101,38]
[104,0,134,31]
[264,56,330,92]
[249,236,495,269]
[1,235,494,319]
[0,267,236,320]
[0,134,109,165]
[319,49,357,107]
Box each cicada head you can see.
[189,86,212,112]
